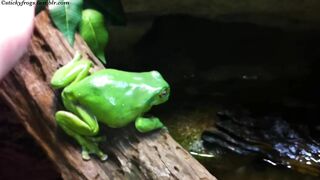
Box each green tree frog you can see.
[51,52,170,161]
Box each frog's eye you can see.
[159,88,169,98]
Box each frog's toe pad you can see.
[99,154,108,161]
[82,150,91,161]
[161,126,169,133]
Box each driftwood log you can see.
[0,11,216,180]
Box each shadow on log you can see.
[0,11,215,180]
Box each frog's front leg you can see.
[55,107,108,161]
[51,52,93,89]
[135,117,164,133]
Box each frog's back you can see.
[65,69,166,127]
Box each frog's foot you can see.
[135,117,164,133]
[55,110,107,161]
[51,52,93,89]
[75,135,108,161]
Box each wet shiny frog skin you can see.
[51,52,170,161]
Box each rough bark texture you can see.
[0,11,216,180]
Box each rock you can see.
[202,109,320,176]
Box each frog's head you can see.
[148,71,170,106]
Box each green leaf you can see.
[84,0,126,26]
[49,0,83,46]
[80,9,109,64]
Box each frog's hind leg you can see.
[51,52,93,89]
[135,117,164,133]
[55,110,108,161]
